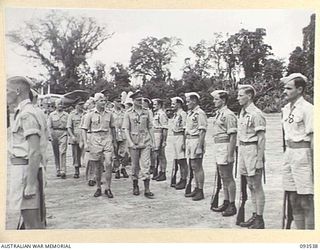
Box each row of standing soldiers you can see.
[8,72,313,230]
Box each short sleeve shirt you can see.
[185,105,208,136]
[67,110,83,135]
[123,107,153,133]
[82,108,114,133]
[282,96,313,142]
[113,109,126,141]
[212,106,237,137]
[153,109,169,130]
[238,103,266,142]
[172,109,187,133]
[48,110,68,130]
[9,99,41,159]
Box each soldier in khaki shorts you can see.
[67,99,85,178]
[210,90,237,216]
[237,85,266,229]
[281,73,314,229]
[170,96,188,190]
[7,76,47,229]
[184,92,207,201]
[151,98,169,181]
[48,99,69,179]
[82,93,116,198]
[123,90,155,198]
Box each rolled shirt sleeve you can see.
[21,112,41,138]
[82,112,92,130]
[198,111,208,131]
[253,112,266,132]
[66,113,73,129]
[160,112,169,130]
[304,105,313,135]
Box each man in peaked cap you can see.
[48,98,69,179]
[82,93,116,198]
[281,73,314,229]
[210,90,237,216]
[112,96,129,179]
[7,76,46,229]
[123,90,156,198]
[237,84,266,229]
[151,98,169,181]
[67,98,85,178]
[170,96,188,189]
[184,92,208,201]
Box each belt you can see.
[91,131,109,134]
[239,141,257,146]
[53,128,67,131]
[10,157,29,165]
[186,134,199,139]
[214,137,230,143]
[173,131,184,136]
[286,140,311,149]
[153,128,163,133]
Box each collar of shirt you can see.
[93,107,107,115]
[291,96,305,109]
[175,108,183,116]
[243,102,256,114]
[188,105,200,115]
[16,99,31,112]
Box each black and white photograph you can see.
[5,7,315,232]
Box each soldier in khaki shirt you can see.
[82,93,116,198]
[123,90,155,198]
[184,92,208,201]
[7,76,46,229]
[112,97,129,179]
[67,99,85,179]
[48,99,69,179]
[237,85,266,229]
[151,98,169,181]
[281,73,314,229]
[210,90,237,217]
[170,96,188,190]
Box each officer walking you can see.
[112,97,129,179]
[237,85,266,229]
[123,90,155,198]
[210,90,237,216]
[67,98,85,178]
[170,96,188,190]
[48,98,69,179]
[82,93,116,198]
[184,92,208,201]
[281,73,314,229]
[151,98,169,181]
[7,76,47,229]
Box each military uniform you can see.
[67,109,84,178]
[48,109,69,177]
[185,105,208,159]
[123,107,153,181]
[8,99,47,227]
[112,108,129,178]
[238,103,266,176]
[282,96,313,194]
[172,108,187,160]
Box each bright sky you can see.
[5,8,314,83]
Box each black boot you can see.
[156,171,166,181]
[185,187,199,198]
[149,166,154,175]
[249,214,265,229]
[175,179,187,190]
[115,170,121,179]
[192,189,204,201]
[94,188,102,197]
[239,213,256,227]
[144,179,154,199]
[133,180,140,196]
[152,167,159,180]
[222,202,237,217]
[211,200,229,212]
[121,168,129,178]
[73,167,80,178]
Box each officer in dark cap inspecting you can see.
[123,90,156,198]
[67,98,85,178]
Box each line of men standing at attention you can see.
[7,72,313,230]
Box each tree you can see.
[287,46,307,75]
[7,10,114,93]
[129,36,182,83]
[110,63,131,89]
[302,13,315,80]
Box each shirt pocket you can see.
[293,111,304,130]
[51,115,60,128]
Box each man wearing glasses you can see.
[281,73,314,229]
[123,90,155,198]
